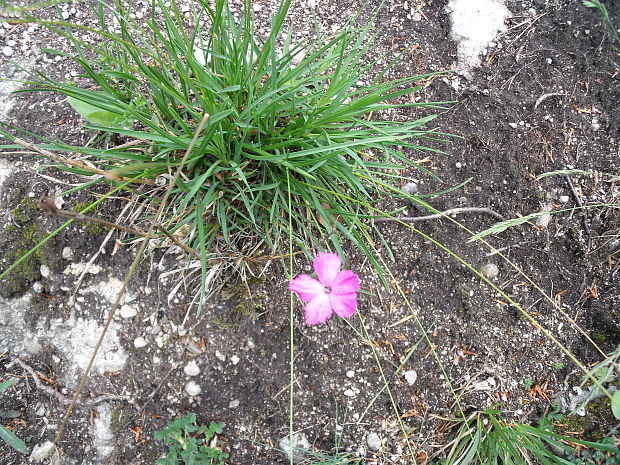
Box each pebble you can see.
[152,356,161,364]
[559,195,569,204]
[2,46,12,57]
[366,432,382,451]
[185,381,201,396]
[184,361,200,377]
[228,399,240,408]
[215,350,226,362]
[39,265,51,278]
[133,337,147,349]
[231,355,240,365]
[119,304,138,318]
[508,122,519,129]
[279,433,310,464]
[343,388,355,397]
[480,263,499,279]
[404,370,417,386]
[346,370,355,378]
[33,281,43,293]
[402,182,419,195]
[62,247,74,260]
[252,3,262,11]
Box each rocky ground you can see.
[0,0,619,464]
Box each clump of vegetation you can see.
[430,406,619,465]
[2,0,447,300]
[155,414,228,465]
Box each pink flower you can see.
[289,252,360,325]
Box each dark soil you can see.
[1,0,619,464]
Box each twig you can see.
[53,113,212,446]
[534,92,566,109]
[15,358,134,407]
[39,197,200,258]
[374,207,503,223]
[563,174,592,249]
[12,138,155,185]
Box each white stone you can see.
[30,441,55,461]
[33,281,43,293]
[346,370,355,378]
[133,337,147,349]
[231,355,240,365]
[39,265,51,278]
[343,388,355,397]
[184,361,200,377]
[279,433,311,464]
[119,304,138,319]
[480,263,499,279]
[366,432,382,451]
[228,399,240,408]
[2,46,13,57]
[215,350,226,362]
[185,381,201,396]
[61,247,74,260]
[404,370,418,386]
[447,0,510,71]
[252,3,262,11]
[508,122,518,129]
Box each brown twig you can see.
[39,197,200,258]
[374,207,504,223]
[15,358,134,407]
[53,113,212,446]
[12,138,155,185]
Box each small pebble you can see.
[404,370,417,386]
[231,355,240,365]
[508,122,518,129]
[343,388,355,397]
[346,370,355,378]
[185,381,201,396]
[402,182,419,195]
[33,281,43,293]
[62,247,74,260]
[39,265,51,278]
[229,399,240,408]
[133,337,147,349]
[120,304,138,318]
[184,361,200,377]
[2,46,13,57]
[559,195,569,204]
[480,263,499,279]
[366,432,382,451]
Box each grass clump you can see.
[4,0,448,295]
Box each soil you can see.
[0,0,619,464]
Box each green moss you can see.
[3,224,16,232]
[218,277,267,327]
[1,198,58,297]
[593,332,607,343]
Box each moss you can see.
[593,332,607,343]
[217,277,267,327]
[3,224,16,232]
[1,198,58,298]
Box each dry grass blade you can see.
[52,113,211,448]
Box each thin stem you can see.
[53,113,211,445]
[286,168,295,465]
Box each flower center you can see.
[324,285,332,294]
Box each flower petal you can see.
[314,252,342,286]
[290,274,325,303]
[331,270,360,295]
[330,292,357,319]
[304,293,333,325]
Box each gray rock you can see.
[279,433,311,464]
[185,381,201,396]
[480,263,499,279]
[366,432,382,451]
[184,360,200,377]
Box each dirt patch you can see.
[1,0,619,464]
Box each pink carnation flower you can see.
[289,252,360,325]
